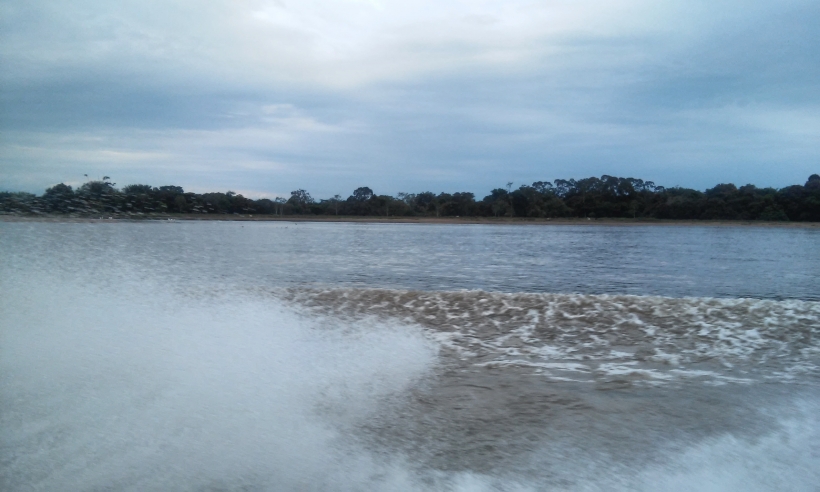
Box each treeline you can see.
[2,174,819,221]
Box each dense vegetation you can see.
[2,174,819,221]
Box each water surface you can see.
[2,221,819,491]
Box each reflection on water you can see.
[1,221,819,491]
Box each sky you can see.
[1,0,819,199]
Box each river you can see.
[2,221,818,490]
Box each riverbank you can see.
[2,213,819,228]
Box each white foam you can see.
[423,397,820,492]
[625,399,820,492]
[0,269,438,490]
[478,360,591,373]
[285,288,820,386]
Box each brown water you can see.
[2,221,819,491]
[283,287,820,486]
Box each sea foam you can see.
[0,268,437,490]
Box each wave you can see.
[280,288,820,387]
[0,272,441,491]
[3,264,819,490]
[5,224,820,490]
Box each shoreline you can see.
[2,213,819,228]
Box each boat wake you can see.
[2,267,819,490]
[282,288,820,387]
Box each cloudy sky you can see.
[1,0,818,198]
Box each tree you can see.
[331,194,342,215]
[288,189,314,213]
[414,192,436,215]
[174,195,188,212]
[532,181,554,195]
[350,187,374,202]
[79,180,116,195]
[483,188,511,217]
[371,195,392,216]
[440,192,476,216]
[44,183,74,198]
[43,183,74,212]
[8,172,820,220]
[123,184,153,195]
[274,197,287,215]
[509,188,529,217]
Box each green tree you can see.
[288,189,314,214]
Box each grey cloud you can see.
[1,0,818,197]
[625,4,820,111]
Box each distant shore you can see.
[2,213,819,228]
